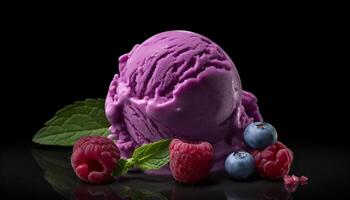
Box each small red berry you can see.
[169,139,214,184]
[285,175,299,193]
[284,175,299,186]
[283,175,293,185]
[300,175,309,185]
[252,141,293,179]
[71,136,120,184]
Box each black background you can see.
[2,3,349,200]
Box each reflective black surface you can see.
[1,140,349,200]
[2,4,348,200]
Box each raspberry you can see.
[169,139,214,184]
[284,175,299,193]
[284,175,299,186]
[283,175,308,192]
[251,141,293,179]
[283,175,293,185]
[300,175,309,185]
[71,136,120,184]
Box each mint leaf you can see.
[112,139,171,176]
[118,186,168,200]
[32,99,110,146]
[112,159,130,176]
[132,139,171,170]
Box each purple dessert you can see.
[105,30,262,173]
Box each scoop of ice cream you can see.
[105,30,262,172]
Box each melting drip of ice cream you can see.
[105,30,262,174]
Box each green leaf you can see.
[118,186,168,200]
[31,148,79,199]
[112,159,130,176]
[112,139,171,176]
[32,99,110,146]
[132,139,171,170]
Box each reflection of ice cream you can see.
[105,30,262,172]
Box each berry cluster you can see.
[69,122,307,188]
[223,122,294,180]
[222,121,309,194]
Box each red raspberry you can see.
[283,175,299,193]
[169,139,214,184]
[284,175,299,186]
[71,136,120,184]
[251,141,293,179]
[284,175,299,193]
[300,175,309,185]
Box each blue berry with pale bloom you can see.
[244,122,277,149]
[225,151,255,179]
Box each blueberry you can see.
[225,151,255,179]
[244,122,278,149]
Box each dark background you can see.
[4,4,346,142]
[2,3,349,200]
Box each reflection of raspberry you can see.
[251,141,293,179]
[73,185,123,200]
[169,139,214,184]
[71,136,120,184]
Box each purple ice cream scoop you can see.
[105,30,262,173]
